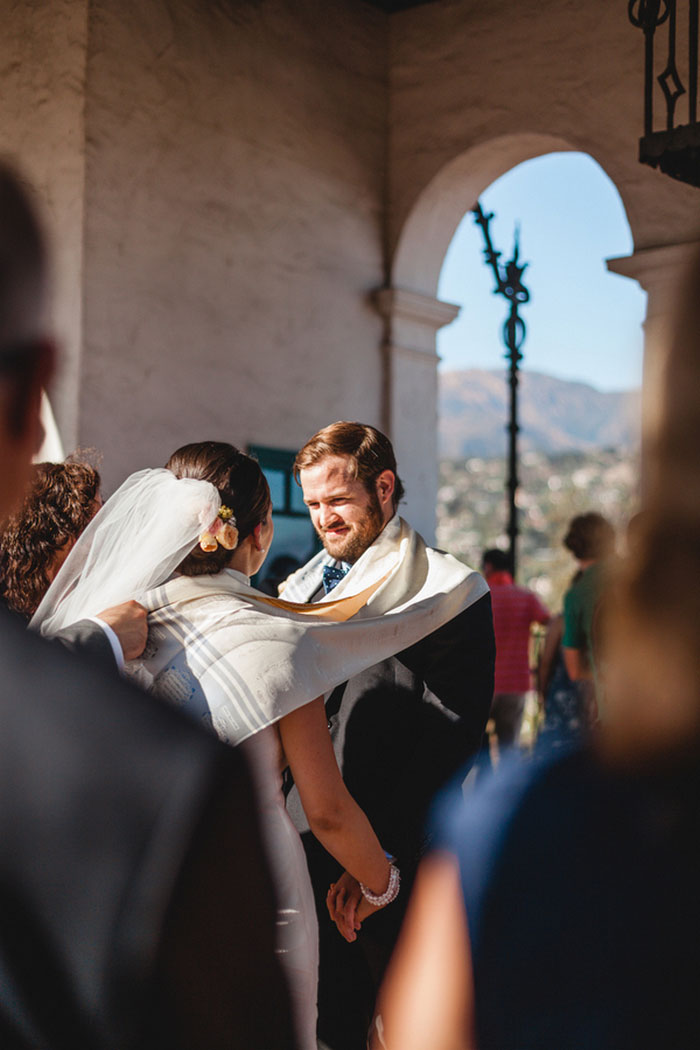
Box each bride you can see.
[32,440,484,1049]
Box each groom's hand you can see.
[327,871,362,942]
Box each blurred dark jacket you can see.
[0,605,296,1050]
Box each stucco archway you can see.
[391,133,582,298]
[380,132,637,541]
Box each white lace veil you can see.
[31,468,222,636]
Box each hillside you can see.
[437,447,640,608]
[439,369,641,458]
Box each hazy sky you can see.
[437,152,646,392]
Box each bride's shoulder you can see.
[150,571,247,608]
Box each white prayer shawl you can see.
[131,516,488,745]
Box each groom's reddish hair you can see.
[293,422,404,511]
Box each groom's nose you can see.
[319,503,341,529]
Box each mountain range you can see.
[439,369,642,459]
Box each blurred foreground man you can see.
[0,163,295,1050]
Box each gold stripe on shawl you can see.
[251,573,391,622]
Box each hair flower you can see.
[199,530,218,552]
[218,521,238,550]
[198,505,239,552]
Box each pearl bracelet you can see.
[359,863,400,907]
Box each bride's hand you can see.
[327,872,362,942]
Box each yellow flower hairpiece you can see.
[199,505,239,552]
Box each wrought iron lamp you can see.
[629,0,700,187]
[472,202,530,579]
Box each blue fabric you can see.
[432,751,562,953]
[322,564,348,594]
[434,745,700,1050]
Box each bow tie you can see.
[322,564,349,594]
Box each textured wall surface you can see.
[80,0,387,491]
[6,0,698,536]
[387,0,700,289]
[0,0,89,448]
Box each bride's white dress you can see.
[134,576,321,1050]
[239,727,319,1049]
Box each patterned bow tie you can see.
[322,564,349,594]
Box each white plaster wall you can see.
[0,0,89,449]
[80,0,388,492]
[376,288,459,540]
[388,0,700,287]
[386,344,440,538]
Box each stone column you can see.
[607,241,700,462]
[374,287,460,543]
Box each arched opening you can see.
[392,133,581,296]
[384,137,644,597]
[437,151,644,389]
[433,151,644,603]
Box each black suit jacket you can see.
[283,553,494,1048]
[0,607,295,1050]
[53,618,117,662]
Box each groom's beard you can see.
[316,491,385,565]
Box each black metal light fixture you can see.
[472,202,530,579]
[629,0,700,187]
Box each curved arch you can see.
[384,133,641,543]
[391,132,633,299]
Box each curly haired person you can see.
[0,458,101,618]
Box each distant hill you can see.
[439,369,641,458]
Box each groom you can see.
[284,421,495,1050]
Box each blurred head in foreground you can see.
[602,250,700,762]
[0,163,54,523]
[376,249,700,1050]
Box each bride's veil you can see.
[31,468,222,636]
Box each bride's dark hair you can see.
[165,441,270,576]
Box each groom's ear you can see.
[375,469,395,511]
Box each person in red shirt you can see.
[482,548,550,751]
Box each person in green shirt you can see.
[561,512,615,718]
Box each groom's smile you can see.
[300,454,393,565]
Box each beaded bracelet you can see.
[359,862,400,907]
